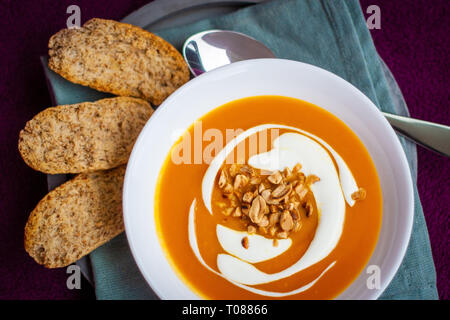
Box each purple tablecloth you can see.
[0,0,447,299]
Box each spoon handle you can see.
[382,112,450,157]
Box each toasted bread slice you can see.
[48,18,190,105]
[24,166,126,268]
[18,97,152,174]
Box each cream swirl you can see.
[189,124,359,296]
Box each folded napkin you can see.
[42,0,438,299]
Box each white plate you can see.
[123,58,414,299]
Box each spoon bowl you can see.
[183,30,275,76]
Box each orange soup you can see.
[155,96,382,299]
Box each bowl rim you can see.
[123,58,414,300]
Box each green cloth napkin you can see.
[42,0,438,299]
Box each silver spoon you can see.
[183,30,450,157]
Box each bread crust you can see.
[48,18,190,106]
[18,97,152,174]
[24,166,126,268]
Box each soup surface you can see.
[155,96,382,299]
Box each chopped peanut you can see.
[351,187,367,201]
[268,170,283,184]
[241,236,249,249]
[242,191,254,203]
[280,210,294,231]
[232,207,242,217]
[247,225,257,234]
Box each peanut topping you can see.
[305,201,314,217]
[277,231,288,239]
[272,183,291,198]
[293,220,302,232]
[295,183,308,200]
[269,225,277,236]
[351,187,367,201]
[269,212,280,226]
[232,207,242,217]
[241,236,249,249]
[280,210,294,231]
[268,170,283,184]
[218,170,227,188]
[222,207,233,216]
[222,183,233,194]
[248,196,260,222]
[240,165,255,176]
[269,205,278,213]
[242,191,254,203]
[283,167,292,178]
[258,183,266,194]
[259,226,268,234]
[260,189,271,203]
[273,239,279,247]
[249,176,261,185]
[229,164,240,177]
[249,195,266,224]
[258,215,269,228]
[293,163,302,173]
[306,174,320,185]
[247,225,257,234]
[215,162,325,240]
[234,174,248,191]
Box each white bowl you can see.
[123,59,414,300]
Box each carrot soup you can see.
[155,95,382,299]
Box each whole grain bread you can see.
[18,97,152,174]
[48,18,190,105]
[24,165,126,268]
